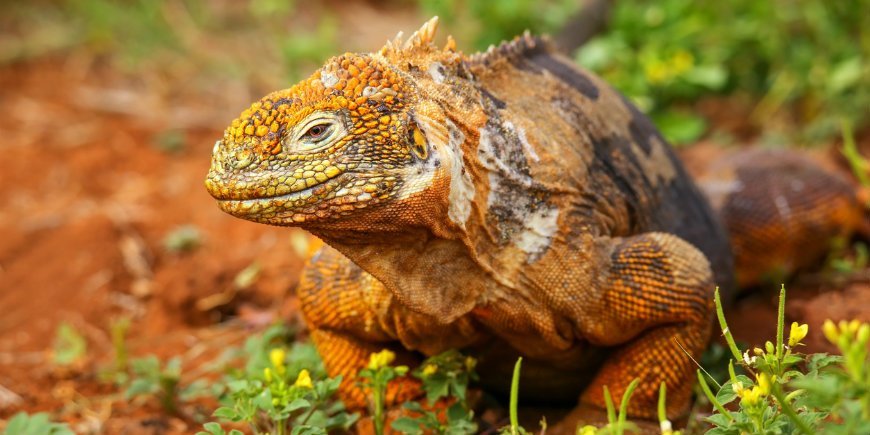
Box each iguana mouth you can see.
[215,177,343,217]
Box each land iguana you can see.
[205,18,867,421]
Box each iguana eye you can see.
[302,123,331,141]
[286,112,348,153]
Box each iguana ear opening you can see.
[409,122,429,161]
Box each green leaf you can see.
[424,377,449,403]
[212,407,238,420]
[199,422,225,435]
[683,65,727,89]
[653,110,707,145]
[126,378,156,398]
[3,412,74,435]
[291,426,327,435]
[717,375,753,405]
[390,417,425,435]
[285,398,311,412]
[706,412,733,428]
[828,58,862,93]
[807,353,842,373]
[446,402,468,422]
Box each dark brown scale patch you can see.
[525,52,599,101]
[622,95,662,155]
[480,87,507,110]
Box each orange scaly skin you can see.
[205,18,865,422]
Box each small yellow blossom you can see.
[764,341,775,354]
[294,369,313,389]
[270,348,286,374]
[263,367,273,383]
[578,425,598,435]
[788,322,809,346]
[857,323,870,345]
[822,320,838,344]
[671,50,694,75]
[756,373,772,396]
[422,364,438,377]
[464,356,477,372]
[739,386,763,406]
[367,349,396,370]
[732,381,745,395]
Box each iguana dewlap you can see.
[205,18,866,420]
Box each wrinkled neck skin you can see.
[304,63,540,323]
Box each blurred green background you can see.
[3,0,867,146]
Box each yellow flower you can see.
[848,319,860,335]
[464,356,477,372]
[732,381,745,395]
[578,425,598,435]
[270,348,286,374]
[367,349,396,370]
[644,60,670,85]
[294,369,313,389]
[788,322,809,346]
[739,386,763,406]
[263,367,273,383]
[756,373,772,396]
[670,50,694,75]
[422,364,438,377]
[822,319,838,344]
[857,323,870,345]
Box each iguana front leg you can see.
[297,246,423,410]
[570,232,715,418]
[298,246,485,410]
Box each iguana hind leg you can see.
[575,233,714,419]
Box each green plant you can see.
[840,120,870,191]
[201,325,356,435]
[418,0,577,50]
[2,412,74,435]
[826,238,869,275]
[97,316,132,385]
[497,357,648,434]
[52,322,87,366]
[391,350,478,434]
[498,357,529,435]
[357,350,409,435]
[163,224,203,253]
[576,0,869,145]
[700,285,870,434]
[126,355,209,415]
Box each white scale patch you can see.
[444,120,474,227]
[320,70,339,88]
[428,62,446,84]
[478,121,559,262]
[516,206,560,258]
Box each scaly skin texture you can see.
[205,18,865,420]
[695,149,868,287]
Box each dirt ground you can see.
[1,9,869,434]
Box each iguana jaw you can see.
[208,170,403,226]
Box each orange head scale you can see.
[205,17,471,234]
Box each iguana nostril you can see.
[232,150,254,170]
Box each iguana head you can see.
[206,18,471,233]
